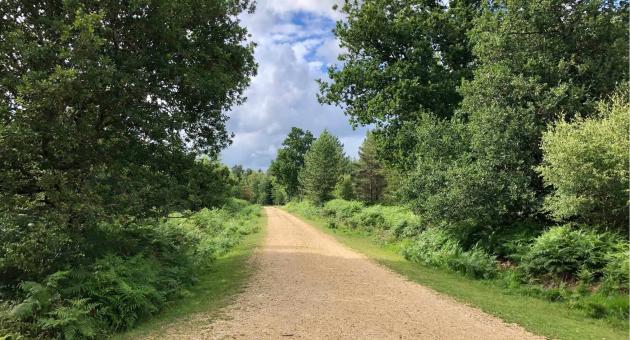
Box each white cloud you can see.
[220,0,367,170]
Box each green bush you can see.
[0,200,261,339]
[520,225,620,283]
[475,221,544,263]
[537,93,629,231]
[403,228,497,279]
[347,207,385,230]
[601,245,630,293]
[320,200,422,238]
[285,200,321,219]
[322,199,364,221]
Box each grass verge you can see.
[113,212,267,339]
[284,209,629,340]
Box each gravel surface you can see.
[149,207,543,339]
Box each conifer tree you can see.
[353,132,386,204]
[299,130,345,203]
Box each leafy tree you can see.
[353,132,386,204]
[319,0,480,169]
[231,165,245,180]
[256,175,273,205]
[271,180,288,205]
[0,0,256,282]
[402,0,628,234]
[299,130,345,204]
[185,158,235,211]
[269,128,315,199]
[335,175,355,201]
[537,93,629,231]
[448,0,629,227]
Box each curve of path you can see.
[156,207,542,339]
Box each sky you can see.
[219,0,369,170]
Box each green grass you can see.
[286,209,629,340]
[113,212,266,339]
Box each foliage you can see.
[317,199,422,240]
[0,0,256,286]
[334,175,355,201]
[269,128,315,199]
[271,180,288,205]
[321,0,628,240]
[352,132,386,204]
[298,131,346,204]
[184,159,235,212]
[319,0,479,169]
[402,228,497,279]
[537,93,629,230]
[285,200,321,219]
[0,200,261,339]
[520,225,624,284]
[232,170,274,205]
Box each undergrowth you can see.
[0,199,261,339]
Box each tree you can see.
[299,130,345,204]
[537,92,629,231]
[353,132,386,204]
[231,165,245,180]
[0,0,256,281]
[256,175,273,205]
[185,158,235,211]
[447,0,629,228]
[271,179,288,205]
[269,128,315,199]
[319,0,481,169]
[335,175,355,201]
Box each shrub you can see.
[475,221,544,263]
[322,199,364,221]
[347,207,385,230]
[573,293,629,320]
[0,201,261,339]
[601,245,630,293]
[537,93,629,231]
[285,200,321,219]
[520,225,619,283]
[403,228,497,279]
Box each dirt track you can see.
[156,207,542,339]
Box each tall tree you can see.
[269,127,315,199]
[299,130,345,204]
[405,0,628,234]
[319,0,481,169]
[0,0,256,281]
[353,132,386,204]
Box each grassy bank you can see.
[284,208,629,340]
[114,211,266,339]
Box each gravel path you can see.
[154,207,542,339]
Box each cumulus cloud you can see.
[220,0,367,170]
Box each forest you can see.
[1,0,628,339]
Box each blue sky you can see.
[220,1,369,170]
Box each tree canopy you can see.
[269,127,315,199]
[0,0,256,282]
[299,130,346,204]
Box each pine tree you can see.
[335,174,355,201]
[353,132,386,204]
[299,130,345,204]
